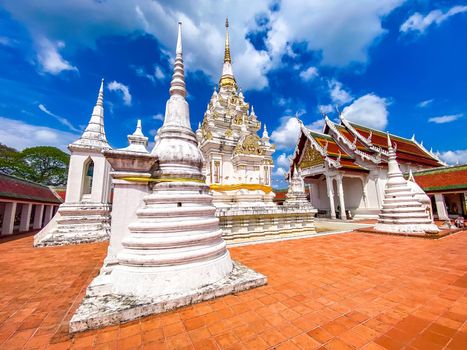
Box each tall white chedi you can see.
[109,22,233,297]
[34,80,112,246]
[374,134,439,234]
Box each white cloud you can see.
[0,36,12,46]
[341,93,389,129]
[2,0,406,90]
[153,113,164,121]
[276,153,291,168]
[154,66,165,80]
[400,6,467,34]
[428,114,462,124]
[417,99,434,108]
[0,116,78,151]
[299,66,318,81]
[308,119,325,132]
[273,167,287,177]
[329,80,353,105]
[266,0,405,66]
[107,81,132,106]
[436,150,467,165]
[35,37,77,74]
[318,104,334,114]
[271,117,302,151]
[38,104,79,132]
[134,65,166,83]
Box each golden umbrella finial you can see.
[224,17,231,63]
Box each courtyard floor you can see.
[0,230,466,350]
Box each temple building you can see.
[290,114,444,219]
[195,19,317,241]
[411,164,467,220]
[0,174,62,236]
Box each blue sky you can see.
[0,0,466,187]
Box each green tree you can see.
[0,144,70,186]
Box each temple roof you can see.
[411,164,467,192]
[0,174,63,204]
[293,115,444,175]
[299,127,367,171]
[346,121,442,167]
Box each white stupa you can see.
[34,80,112,246]
[70,22,266,332]
[283,166,314,209]
[109,21,233,297]
[374,134,439,234]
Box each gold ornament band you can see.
[210,183,273,193]
[121,177,205,183]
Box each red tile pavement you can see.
[0,231,466,349]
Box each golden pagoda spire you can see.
[219,17,237,90]
[224,18,231,63]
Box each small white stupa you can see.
[284,166,314,209]
[374,134,439,234]
[34,80,112,246]
[70,22,266,333]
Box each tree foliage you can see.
[0,144,70,186]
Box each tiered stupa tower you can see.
[195,19,317,243]
[70,22,266,332]
[374,134,439,234]
[109,22,234,297]
[196,18,275,207]
[34,80,112,246]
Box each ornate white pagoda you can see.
[196,19,275,207]
[374,134,439,234]
[70,22,266,332]
[196,19,317,242]
[34,80,112,246]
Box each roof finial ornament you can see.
[262,123,269,139]
[335,105,343,120]
[411,133,416,141]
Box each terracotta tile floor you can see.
[0,231,466,350]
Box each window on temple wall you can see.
[214,161,220,184]
[82,158,94,197]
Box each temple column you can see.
[33,204,44,229]
[336,175,346,220]
[19,203,33,232]
[325,175,336,219]
[434,193,449,220]
[2,202,17,235]
[43,205,54,225]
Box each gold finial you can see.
[224,17,231,63]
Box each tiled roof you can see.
[306,130,367,171]
[412,165,467,192]
[348,122,442,167]
[0,174,63,204]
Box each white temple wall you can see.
[342,177,364,210]
[64,151,111,204]
[91,156,112,204]
[107,180,149,263]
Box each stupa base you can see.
[69,260,266,333]
[374,223,439,234]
